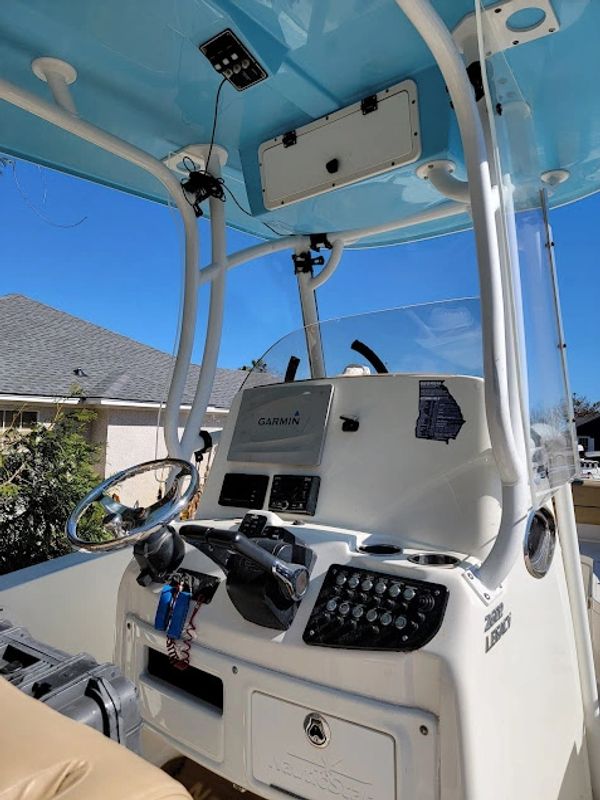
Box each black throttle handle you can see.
[179,524,309,601]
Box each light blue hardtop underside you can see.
[0,0,597,246]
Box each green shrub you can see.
[0,406,104,575]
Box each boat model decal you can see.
[484,602,512,653]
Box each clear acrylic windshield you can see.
[475,1,579,495]
[242,298,482,388]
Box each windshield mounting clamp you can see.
[292,251,325,274]
[309,233,333,252]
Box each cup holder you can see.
[358,543,402,556]
[407,553,459,567]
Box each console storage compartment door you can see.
[251,692,437,800]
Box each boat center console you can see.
[114,375,581,799]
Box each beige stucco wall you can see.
[103,407,226,506]
[0,398,226,507]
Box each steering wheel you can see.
[66,458,199,552]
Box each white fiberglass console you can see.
[114,306,588,799]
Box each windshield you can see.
[242,298,482,388]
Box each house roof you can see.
[576,413,600,428]
[0,294,247,409]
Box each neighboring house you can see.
[577,413,600,459]
[0,294,247,504]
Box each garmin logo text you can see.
[258,410,301,427]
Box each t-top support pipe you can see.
[31,58,78,115]
[393,0,522,492]
[163,145,228,460]
[393,0,528,602]
[180,153,228,458]
[0,74,200,463]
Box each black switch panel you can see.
[238,513,268,537]
[269,475,320,516]
[200,29,267,92]
[304,564,448,651]
[219,473,269,509]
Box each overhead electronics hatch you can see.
[259,79,420,209]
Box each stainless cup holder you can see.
[407,553,459,567]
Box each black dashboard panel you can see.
[218,473,269,509]
[304,564,448,651]
[269,475,320,515]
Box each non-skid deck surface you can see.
[163,758,264,800]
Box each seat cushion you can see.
[0,677,191,800]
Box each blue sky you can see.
[0,157,597,399]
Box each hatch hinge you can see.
[360,94,378,115]
[282,130,297,148]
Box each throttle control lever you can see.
[179,525,310,601]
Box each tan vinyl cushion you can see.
[0,677,191,800]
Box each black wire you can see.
[182,155,197,173]
[182,76,281,236]
[222,184,281,236]
[206,77,228,170]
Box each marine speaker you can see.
[524,507,556,579]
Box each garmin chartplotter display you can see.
[228,383,333,466]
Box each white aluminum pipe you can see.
[0,75,201,460]
[554,482,600,796]
[44,69,77,115]
[471,86,530,588]
[180,156,228,458]
[426,164,470,204]
[197,205,468,292]
[297,267,326,379]
[31,58,78,115]
[198,235,310,286]
[309,239,344,290]
[393,0,521,491]
[336,201,467,246]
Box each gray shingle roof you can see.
[0,294,247,409]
